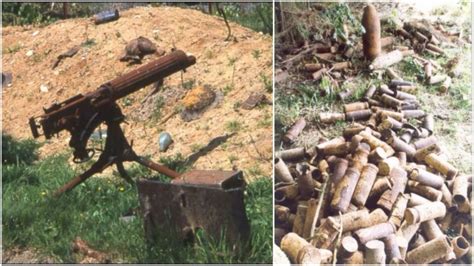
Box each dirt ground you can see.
[2,6,273,182]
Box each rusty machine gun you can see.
[29,49,249,244]
[29,50,195,195]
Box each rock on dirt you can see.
[2,6,273,180]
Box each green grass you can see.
[2,134,272,263]
[225,120,243,133]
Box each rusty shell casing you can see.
[349,134,364,153]
[274,227,287,246]
[317,136,345,151]
[401,109,425,119]
[367,177,391,200]
[275,158,294,183]
[395,90,417,101]
[281,232,322,264]
[397,220,420,246]
[386,68,401,80]
[440,183,456,211]
[407,180,442,202]
[330,208,372,233]
[342,123,366,139]
[409,168,444,189]
[396,84,417,93]
[426,43,444,54]
[452,175,469,205]
[406,236,453,264]
[337,88,356,101]
[422,114,434,135]
[410,233,427,249]
[350,146,370,172]
[276,147,306,162]
[368,147,388,164]
[339,236,359,259]
[283,117,306,143]
[401,100,420,110]
[355,222,396,244]
[292,202,308,236]
[396,152,407,167]
[376,110,404,121]
[359,130,395,156]
[379,84,395,96]
[352,164,379,207]
[275,205,292,225]
[345,109,372,121]
[404,201,446,224]
[384,234,403,263]
[452,236,470,259]
[428,74,447,85]
[321,142,350,157]
[320,112,345,124]
[424,153,458,180]
[368,98,382,107]
[312,67,328,81]
[304,63,325,72]
[388,136,416,159]
[378,156,400,176]
[440,76,452,93]
[408,192,431,207]
[400,128,415,143]
[413,136,437,150]
[330,167,361,213]
[370,50,405,70]
[424,62,433,78]
[297,165,315,200]
[362,4,381,60]
[367,114,378,129]
[418,127,430,138]
[363,85,377,100]
[301,199,318,239]
[364,240,386,264]
[381,94,404,109]
[390,79,414,87]
[377,167,408,211]
[420,219,444,241]
[330,158,349,185]
[344,102,369,113]
[311,217,340,249]
[414,143,441,162]
[332,61,352,71]
[379,116,403,131]
[389,193,409,227]
[275,183,299,203]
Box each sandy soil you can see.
[2,6,273,182]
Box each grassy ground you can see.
[2,134,272,263]
[275,3,472,174]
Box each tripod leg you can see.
[116,161,134,185]
[54,157,112,197]
[135,156,180,179]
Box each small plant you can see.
[260,73,272,93]
[190,143,204,153]
[121,97,134,107]
[222,84,234,95]
[81,38,96,48]
[6,44,22,54]
[151,96,165,121]
[225,120,242,133]
[252,49,261,59]
[228,155,238,164]
[247,164,263,177]
[182,79,195,90]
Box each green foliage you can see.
[260,73,272,93]
[2,133,40,165]
[217,3,272,35]
[225,120,243,133]
[2,3,56,26]
[2,136,271,263]
[322,3,364,41]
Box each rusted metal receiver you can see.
[137,170,250,244]
[28,50,196,195]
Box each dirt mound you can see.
[2,6,272,182]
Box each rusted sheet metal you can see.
[137,170,250,244]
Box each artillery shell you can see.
[420,219,444,242]
[302,199,318,238]
[397,28,412,39]
[277,147,307,162]
[401,99,420,110]
[410,233,427,249]
[408,193,431,207]
[401,109,425,119]
[297,164,315,199]
[440,183,456,211]
[388,136,416,159]
[363,85,377,100]
[390,79,414,87]
[417,127,430,138]
[366,114,378,130]
[404,201,446,224]
[407,180,442,201]
[342,123,366,139]
[386,68,401,80]
[452,236,470,259]
[312,217,340,249]
[355,222,396,244]
[368,98,382,107]
[274,228,287,246]
[343,46,355,58]
[337,87,356,101]
[428,74,447,85]
[320,112,345,124]
[349,135,364,153]
[368,147,387,164]
[381,94,404,109]
[281,232,322,264]
[292,202,308,236]
[453,175,469,205]
[275,158,294,183]
[378,167,408,211]
[276,205,293,227]
[384,234,403,263]
[283,117,306,143]
[362,4,381,61]
[395,90,417,101]
[424,153,458,179]
[345,109,372,121]
[331,167,361,213]
[370,50,405,70]
[339,236,359,259]
[379,84,395,95]
[406,236,453,264]
[364,240,386,264]
[331,158,349,185]
[426,43,444,54]
[329,209,369,233]
[440,76,452,93]
[352,164,379,207]
[275,183,299,202]
[379,116,403,131]
[396,152,407,167]
[424,62,432,79]
[312,67,328,81]
[413,136,437,150]
[378,157,400,176]
[304,63,324,72]
[376,110,404,121]
[422,114,434,135]
[414,143,441,162]
[400,128,415,143]
[396,84,417,93]
[344,102,369,113]
[409,168,444,188]
[389,193,409,227]
[359,130,395,156]
[321,142,350,157]
[332,61,352,71]
[397,220,420,246]
[350,146,370,172]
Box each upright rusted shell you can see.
[362,5,381,60]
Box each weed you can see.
[247,164,263,177]
[252,49,261,59]
[151,96,165,121]
[190,143,204,153]
[222,84,234,95]
[228,155,238,163]
[225,120,242,133]
[182,79,195,90]
[6,44,22,54]
[260,73,272,93]
[227,56,237,67]
[258,112,272,128]
[121,97,134,107]
[204,49,215,59]
[81,38,96,48]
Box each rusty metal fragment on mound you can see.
[137,170,250,244]
[180,85,222,121]
[241,92,269,110]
